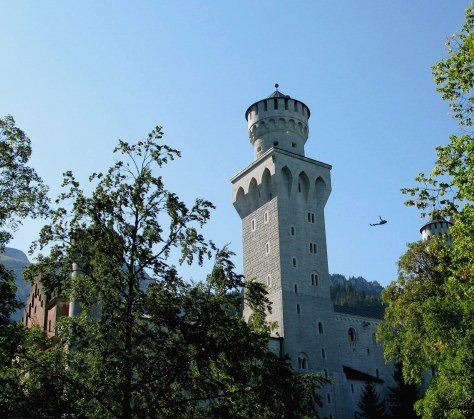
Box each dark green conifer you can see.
[387,363,419,418]
[357,381,385,419]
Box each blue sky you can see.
[0,1,470,286]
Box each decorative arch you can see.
[234,187,247,218]
[261,168,272,202]
[315,176,327,205]
[248,177,260,210]
[281,166,292,199]
[298,171,310,201]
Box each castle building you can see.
[231,87,394,418]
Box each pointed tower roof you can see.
[267,83,290,98]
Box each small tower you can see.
[245,84,310,159]
[420,215,453,243]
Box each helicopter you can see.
[370,216,387,226]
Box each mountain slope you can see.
[329,273,385,316]
[0,247,30,321]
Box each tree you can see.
[380,4,474,418]
[0,114,49,320]
[387,362,419,418]
[0,115,51,416]
[357,382,385,419]
[26,128,327,418]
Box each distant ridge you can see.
[0,247,30,321]
[329,273,385,317]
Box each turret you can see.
[420,215,453,244]
[245,84,310,159]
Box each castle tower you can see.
[420,215,453,243]
[231,85,336,373]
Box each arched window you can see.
[311,273,319,286]
[348,327,357,345]
[297,353,308,370]
[318,322,323,334]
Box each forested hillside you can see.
[0,247,30,321]
[329,273,385,315]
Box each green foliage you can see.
[402,4,473,214]
[387,362,420,418]
[383,4,474,417]
[26,128,327,418]
[0,115,49,248]
[0,115,51,416]
[379,237,473,418]
[357,382,386,419]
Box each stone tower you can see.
[420,215,453,243]
[231,85,336,372]
[232,87,395,418]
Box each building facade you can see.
[231,87,394,418]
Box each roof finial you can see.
[274,83,279,91]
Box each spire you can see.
[267,83,290,98]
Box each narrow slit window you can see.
[265,242,270,255]
[251,219,256,231]
[290,226,295,236]
[311,273,319,286]
[267,275,271,287]
[318,322,323,334]
[264,211,269,223]
[298,183,301,192]
[264,101,268,111]
[284,98,288,110]
[322,348,325,359]
[292,142,296,148]
[294,284,298,293]
[296,304,300,314]
[292,257,297,268]
[274,98,278,109]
